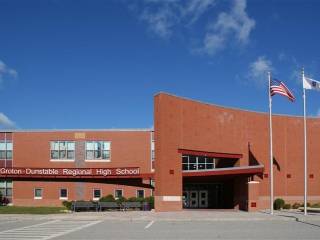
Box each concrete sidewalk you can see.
[1,210,320,222]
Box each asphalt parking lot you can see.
[0,211,320,239]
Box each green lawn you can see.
[0,206,68,214]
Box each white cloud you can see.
[199,0,255,55]
[248,56,273,86]
[139,0,216,39]
[202,33,225,55]
[133,0,255,55]
[182,0,216,24]
[0,60,18,88]
[0,113,15,129]
[141,5,177,39]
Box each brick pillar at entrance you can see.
[154,94,183,212]
[247,181,260,212]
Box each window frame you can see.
[0,140,12,160]
[136,189,145,199]
[59,188,68,200]
[151,135,155,172]
[114,189,123,199]
[50,141,75,162]
[85,141,111,162]
[93,188,101,201]
[182,155,218,171]
[34,188,43,200]
[0,180,13,198]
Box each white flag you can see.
[303,76,320,90]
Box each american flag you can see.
[270,79,295,102]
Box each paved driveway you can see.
[0,211,319,239]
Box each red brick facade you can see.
[1,130,153,206]
[154,93,320,211]
[1,92,320,211]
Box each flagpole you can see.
[302,68,308,215]
[268,71,274,215]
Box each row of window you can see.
[50,141,111,161]
[182,155,216,171]
[1,137,155,161]
[0,141,13,160]
[33,188,145,200]
[182,155,238,171]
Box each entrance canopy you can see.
[178,149,243,159]
[183,165,264,178]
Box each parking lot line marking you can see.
[0,220,23,226]
[0,220,59,234]
[43,220,102,240]
[0,220,101,240]
[144,220,155,229]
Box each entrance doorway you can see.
[183,190,208,208]
[183,182,233,209]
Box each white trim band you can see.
[162,196,181,202]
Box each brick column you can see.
[247,181,260,212]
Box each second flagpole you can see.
[268,71,274,215]
[302,68,308,216]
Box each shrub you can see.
[283,203,291,209]
[274,198,285,210]
[292,203,301,209]
[311,203,320,208]
[127,197,144,203]
[62,200,72,210]
[99,194,116,202]
[144,196,154,209]
[1,197,9,206]
[116,196,127,204]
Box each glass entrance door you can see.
[199,190,208,208]
[182,191,189,208]
[189,190,198,208]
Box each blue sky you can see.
[1,0,320,129]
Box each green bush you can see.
[292,203,301,209]
[116,196,127,204]
[311,203,320,208]
[144,196,154,209]
[99,194,116,202]
[62,201,72,210]
[274,198,285,210]
[127,197,144,203]
[283,203,291,209]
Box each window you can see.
[59,188,68,199]
[182,155,238,171]
[182,155,216,171]
[50,141,75,160]
[86,141,110,161]
[151,131,155,171]
[34,188,43,199]
[136,189,144,198]
[0,181,12,197]
[151,141,155,160]
[93,189,101,200]
[0,141,12,160]
[115,189,123,199]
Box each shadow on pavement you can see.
[271,211,320,229]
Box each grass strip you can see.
[0,206,68,214]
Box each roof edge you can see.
[155,92,317,119]
[0,128,153,133]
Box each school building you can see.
[1,92,320,211]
